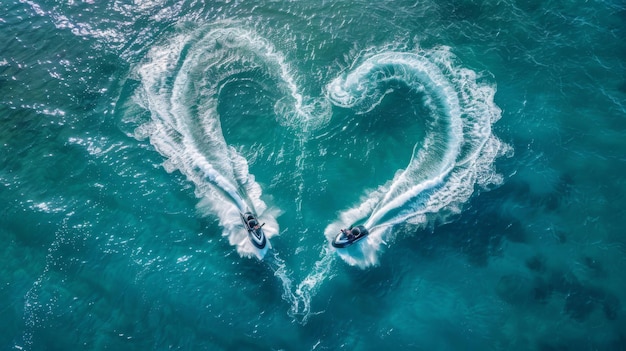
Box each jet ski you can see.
[332,225,369,248]
[240,211,267,249]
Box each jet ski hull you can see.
[332,225,369,248]
[240,212,267,249]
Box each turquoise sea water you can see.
[2,0,626,350]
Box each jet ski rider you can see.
[247,215,261,231]
[341,228,354,240]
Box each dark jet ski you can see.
[240,211,267,249]
[332,225,369,248]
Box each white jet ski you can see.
[240,211,267,249]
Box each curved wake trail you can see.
[124,22,332,318]
[127,24,308,259]
[123,22,507,318]
[325,49,509,268]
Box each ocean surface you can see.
[2,0,625,350]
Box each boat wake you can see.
[123,24,312,259]
[264,248,336,323]
[325,50,508,268]
[120,22,508,322]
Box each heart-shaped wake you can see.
[122,23,508,322]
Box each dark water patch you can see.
[410,211,521,266]
[549,173,574,209]
[537,331,626,351]
[550,272,583,320]
[501,220,526,244]
[600,293,620,321]
[532,277,553,304]
[347,260,406,300]
[498,252,622,323]
[235,260,289,307]
[536,339,583,351]
[526,254,547,273]
[497,170,574,214]
[548,270,620,322]
[424,185,528,266]
[399,225,439,262]
[495,273,554,306]
[619,78,626,95]
[564,289,596,321]
[429,216,511,266]
[581,255,605,279]
[606,333,626,351]
[554,229,567,244]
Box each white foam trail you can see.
[21,215,74,349]
[326,49,508,268]
[130,24,317,258]
[124,23,336,318]
[126,23,507,316]
[289,245,337,323]
[262,243,337,324]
